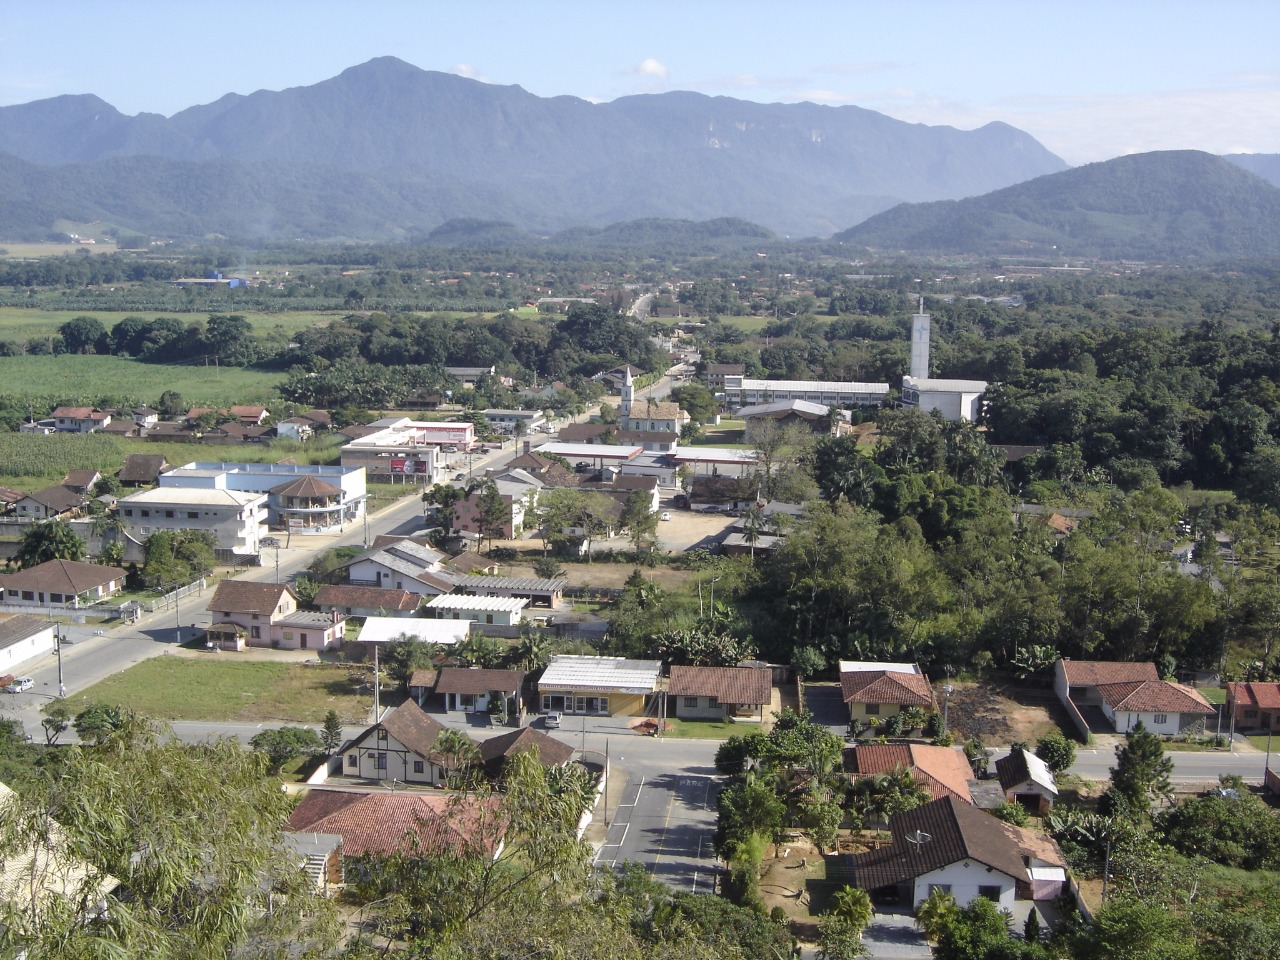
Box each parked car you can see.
[5,677,33,694]
[660,511,672,521]
[543,711,562,729]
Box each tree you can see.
[58,315,108,354]
[73,703,128,745]
[16,519,85,568]
[474,480,508,548]
[818,914,870,960]
[435,728,481,787]
[1109,721,1173,813]
[0,722,336,956]
[321,709,343,756]
[380,633,441,687]
[139,529,216,588]
[1034,729,1077,775]
[249,726,324,774]
[40,702,71,745]
[829,885,873,932]
[422,482,464,532]
[532,555,564,579]
[915,887,960,942]
[620,489,658,557]
[157,390,185,417]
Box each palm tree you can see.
[515,630,549,672]
[434,728,480,788]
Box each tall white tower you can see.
[620,367,635,419]
[909,296,930,380]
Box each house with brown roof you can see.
[13,485,86,520]
[995,748,1058,815]
[1226,681,1280,733]
[1094,679,1214,735]
[847,795,1067,910]
[60,470,101,495]
[0,614,57,675]
[340,701,459,785]
[839,660,936,728]
[843,744,975,804]
[229,405,269,425]
[117,453,170,487]
[668,665,772,722]
[0,560,127,609]
[287,789,501,862]
[412,667,527,718]
[478,727,574,780]
[50,406,110,433]
[204,579,344,652]
[313,584,420,619]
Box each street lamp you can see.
[941,683,953,733]
[261,537,281,584]
[54,627,66,698]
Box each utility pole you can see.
[55,627,66,698]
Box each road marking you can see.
[650,781,679,872]
[617,775,644,807]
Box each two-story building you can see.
[50,407,111,433]
[340,701,455,786]
[117,487,268,560]
[205,580,345,652]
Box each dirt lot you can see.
[944,680,1070,746]
[757,839,827,939]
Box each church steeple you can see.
[621,367,635,418]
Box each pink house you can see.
[205,579,345,651]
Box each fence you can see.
[1060,694,1091,742]
[141,578,207,613]
[1266,767,1280,796]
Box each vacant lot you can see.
[0,354,282,405]
[62,657,371,724]
[946,680,1067,746]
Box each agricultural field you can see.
[0,433,346,489]
[0,354,282,407]
[0,307,341,344]
[0,242,120,259]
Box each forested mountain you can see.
[1226,153,1280,188]
[0,56,1066,241]
[835,151,1280,260]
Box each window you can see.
[1153,713,1168,725]
[124,509,133,517]
[283,632,293,642]
[187,511,199,519]
[1246,710,1259,719]
[347,754,357,768]
[865,704,880,716]
[978,885,1002,902]
[684,697,700,708]
[413,760,424,774]
[928,884,952,896]
[375,752,387,770]
[250,626,260,639]
[485,614,493,624]
[165,510,174,518]
[377,728,388,741]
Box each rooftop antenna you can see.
[905,830,932,850]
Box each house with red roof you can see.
[839,660,936,728]
[668,665,773,722]
[1054,659,1211,734]
[50,406,111,433]
[287,789,502,866]
[843,744,975,804]
[1226,681,1280,734]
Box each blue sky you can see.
[2,1,1276,165]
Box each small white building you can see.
[117,487,268,557]
[721,375,890,409]
[484,409,547,436]
[356,616,473,649]
[0,615,56,676]
[424,594,528,627]
[901,376,989,423]
[995,748,1059,815]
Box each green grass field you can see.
[0,354,282,405]
[0,242,120,259]
[61,656,372,723]
[0,308,341,344]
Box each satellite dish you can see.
[905,830,932,849]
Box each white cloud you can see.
[636,58,668,80]
[452,63,488,82]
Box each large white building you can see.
[117,487,268,557]
[899,299,989,422]
[157,462,365,535]
[721,375,890,409]
[340,417,477,481]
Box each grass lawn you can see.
[59,657,371,724]
[1196,685,1226,704]
[663,717,740,739]
[1247,734,1280,753]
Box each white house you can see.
[0,615,56,676]
[356,616,472,650]
[424,594,528,627]
[340,701,456,786]
[995,748,1058,815]
[344,541,459,597]
[1095,680,1215,735]
[117,487,268,558]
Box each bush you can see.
[994,801,1029,826]
[1034,729,1077,774]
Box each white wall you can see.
[343,732,444,785]
[0,624,56,675]
[1107,708,1184,736]
[913,860,1016,911]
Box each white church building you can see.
[899,299,989,422]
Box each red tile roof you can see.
[313,585,419,612]
[270,476,343,498]
[1058,659,1159,687]
[206,580,293,616]
[0,559,126,596]
[843,744,974,803]
[668,665,772,706]
[287,790,500,858]
[1228,681,1280,710]
[1095,680,1214,715]
[840,670,934,708]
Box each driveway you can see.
[803,682,850,734]
[862,909,932,959]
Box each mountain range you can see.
[0,56,1067,242]
[834,151,1280,261]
